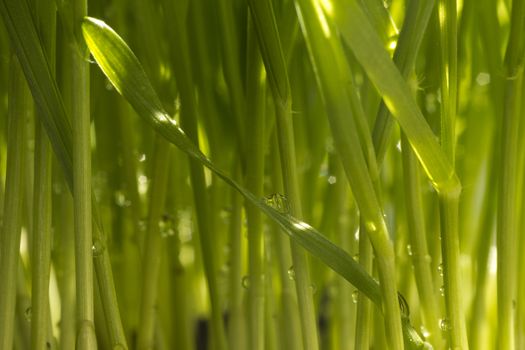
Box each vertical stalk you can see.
[497,0,525,347]
[294,1,403,348]
[71,0,96,347]
[31,119,54,350]
[215,0,246,153]
[31,0,56,347]
[137,136,172,350]
[227,181,246,350]
[53,175,77,350]
[274,90,320,350]
[0,56,29,350]
[245,18,266,350]
[247,1,319,348]
[354,226,373,350]
[165,2,228,348]
[401,135,442,348]
[438,0,468,348]
[269,137,303,350]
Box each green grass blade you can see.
[293,1,402,348]
[0,0,72,179]
[31,0,56,347]
[246,2,319,348]
[330,0,460,195]
[81,15,382,306]
[0,56,29,350]
[0,2,128,347]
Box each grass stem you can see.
[0,56,29,350]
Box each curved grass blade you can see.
[81,16,382,305]
[329,0,460,195]
[82,17,433,348]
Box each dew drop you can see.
[92,240,105,257]
[287,266,295,281]
[242,276,250,289]
[438,263,444,277]
[364,221,377,232]
[476,72,491,86]
[327,176,337,185]
[24,307,32,322]
[406,244,413,256]
[439,285,445,296]
[264,193,290,214]
[420,325,430,339]
[220,263,230,276]
[114,191,131,207]
[439,318,451,331]
[352,290,359,304]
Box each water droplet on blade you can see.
[242,276,250,289]
[352,290,359,303]
[92,240,105,257]
[24,307,32,322]
[439,318,451,331]
[287,266,295,281]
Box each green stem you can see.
[165,3,228,348]
[0,56,29,350]
[71,0,96,346]
[137,136,172,350]
[354,225,373,350]
[245,18,266,350]
[294,1,403,348]
[269,138,303,350]
[31,123,54,350]
[439,191,468,349]
[53,174,77,350]
[401,135,442,348]
[215,0,246,153]
[437,0,469,348]
[227,182,246,350]
[274,97,320,350]
[31,0,55,347]
[248,1,319,348]
[497,0,525,347]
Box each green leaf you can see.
[81,16,382,305]
[0,0,73,182]
[329,0,461,195]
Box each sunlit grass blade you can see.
[329,0,460,195]
[81,14,382,306]
[293,1,403,348]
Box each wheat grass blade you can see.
[330,0,459,195]
[0,56,29,350]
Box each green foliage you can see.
[1,0,524,349]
